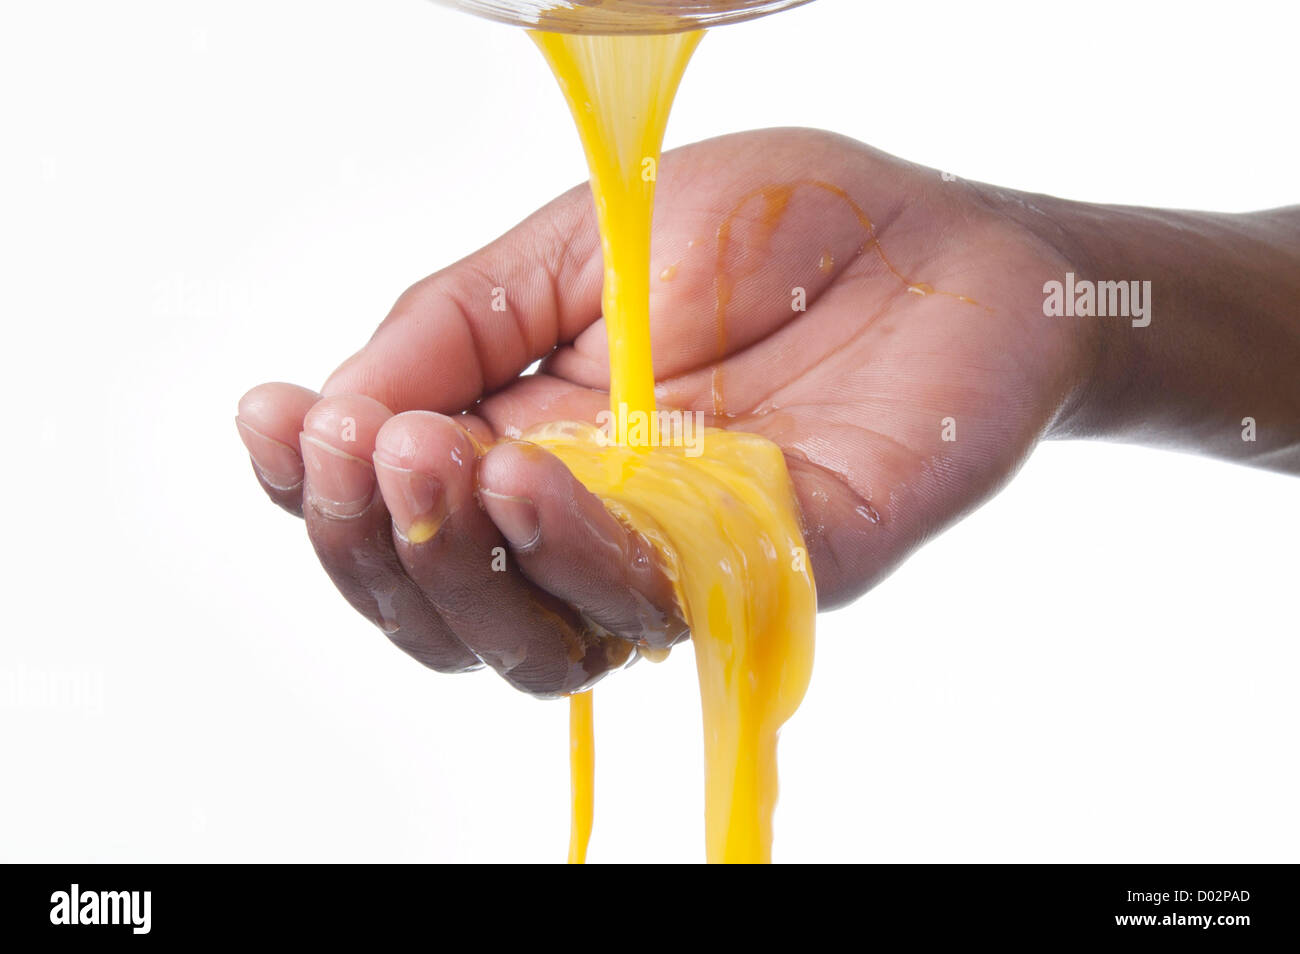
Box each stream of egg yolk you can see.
[530,29,816,864]
[566,687,594,864]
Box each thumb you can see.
[322,182,602,413]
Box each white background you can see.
[1,0,1297,863]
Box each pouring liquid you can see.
[531,30,816,864]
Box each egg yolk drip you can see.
[531,30,816,864]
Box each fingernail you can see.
[480,489,540,551]
[300,433,375,517]
[236,419,304,491]
[373,458,446,544]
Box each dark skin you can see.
[235,128,1300,696]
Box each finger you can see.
[235,382,320,516]
[479,441,688,652]
[372,411,633,697]
[320,184,603,413]
[300,395,480,674]
[477,373,610,438]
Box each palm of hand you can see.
[463,129,1083,604]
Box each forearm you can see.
[1025,196,1300,472]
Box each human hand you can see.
[235,128,1300,695]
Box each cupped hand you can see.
[236,128,1091,696]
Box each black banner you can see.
[1,864,1289,942]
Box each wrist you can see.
[1015,193,1300,468]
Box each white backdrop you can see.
[1,0,1296,863]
